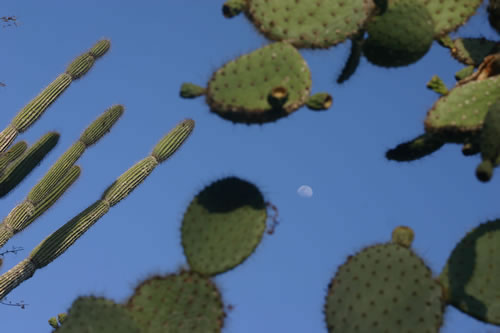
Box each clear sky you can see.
[1,1,499,332]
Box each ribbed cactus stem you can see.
[151,118,195,163]
[0,39,111,154]
[0,119,194,299]
[89,39,111,58]
[79,105,124,147]
[0,258,36,301]
[12,74,72,133]
[29,200,110,268]
[28,142,85,205]
[0,141,27,174]
[0,132,60,198]
[0,125,20,154]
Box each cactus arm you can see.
[0,119,194,300]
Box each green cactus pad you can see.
[89,39,111,58]
[206,42,311,124]
[420,0,482,36]
[222,0,246,18]
[455,65,475,81]
[180,83,206,98]
[476,101,500,182]
[427,75,448,96]
[182,177,267,276]
[306,93,333,111]
[386,133,445,161]
[151,119,195,163]
[126,271,225,333]
[56,296,139,333]
[489,0,500,34]
[363,0,434,68]
[245,0,375,49]
[439,219,500,324]
[325,243,444,333]
[337,32,364,84]
[449,38,499,67]
[0,132,60,198]
[425,76,500,141]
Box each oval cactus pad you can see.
[439,219,500,325]
[181,177,267,276]
[206,42,311,124]
[56,296,139,333]
[420,0,483,36]
[245,0,375,48]
[126,272,225,333]
[425,75,500,140]
[324,243,444,333]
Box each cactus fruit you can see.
[55,296,139,333]
[222,0,247,18]
[363,0,434,68]
[324,243,444,333]
[386,133,444,161]
[48,317,59,329]
[126,272,225,332]
[203,42,313,124]
[244,0,375,49]
[0,132,59,197]
[425,56,500,142]
[391,226,414,248]
[426,75,448,96]
[438,219,500,324]
[476,101,500,182]
[181,177,267,276]
[0,39,111,154]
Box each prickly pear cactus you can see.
[126,271,225,333]
[448,38,500,67]
[439,219,500,325]
[386,133,444,161]
[425,56,500,142]
[55,296,140,333]
[419,0,482,37]
[476,100,500,181]
[324,242,444,333]
[363,0,435,67]
[184,42,316,124]
[489,0,500,35]
[181,177,267,276]
[243,0,375,49]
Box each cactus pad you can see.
[363,0,434,67]
[476,101,500,182]
[182,177,267,276]
[420,0,482,36]
[244,0,374,49]
[205,42,312,123]
[425,74,500,141]
[386,133,444,161]
[56,296,139,333]
[126,272,225,333]
[439,219,500,324]
[449,38,500,67]
[324,243,444,333]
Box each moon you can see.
[297,185,313,198]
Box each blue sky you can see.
[1,1,499,332]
